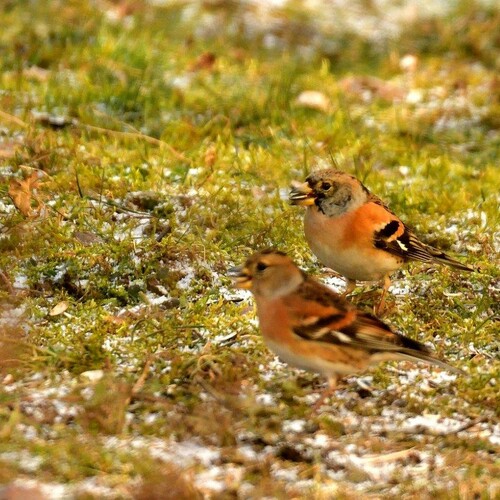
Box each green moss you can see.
[0,0,498,495]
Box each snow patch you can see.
[282,419,306,433]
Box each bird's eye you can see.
[256,262,268,272]
[321,181,332,190]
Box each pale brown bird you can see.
[230,250,463,404]
[289,169,473,312]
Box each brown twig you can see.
[131,355,154,395]
[0,110,28,129]
[0,270,15,295]
[80,123,190,163]
[441,416,489,436]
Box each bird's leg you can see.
[342,279,356,297]
[312,375,339,411]
[374,275,391,316]
[328,375,338,391]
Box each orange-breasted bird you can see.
[230,250,463,403]
[289,169,473,312]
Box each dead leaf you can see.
[339,76,406,102]
[49,301,69,316]
[74,231,103,246]
[189,52,217,72]
[23,66,51,81]
[251,186,268,200]
[0,484,47,500]
[0,140,21,159]
[103,314,126,325]
[106,1,144,20]
[294,90,331,112]
[204,144,217,167]
[8,171,43,217]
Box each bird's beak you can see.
[227,265,253,289]
[289,181,316,206]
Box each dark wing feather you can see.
[288,269,463,374]
[373,220,432,262]
[287,277,353,339]
[293,310,464,375]
[373,218,473,272]
[293,310,426,353]
[366,193,433,262]
[417,242,475,271]
[295,277,351,311]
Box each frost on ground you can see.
[2,360,498,497]
[1,0,498,497]
[163,0,496,54]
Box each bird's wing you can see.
[285,277,355,337]
[286,277,463,374]
[287,278,405,349]
[367,200,473,270]
[290,296,419,353]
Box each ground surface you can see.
[0,0,499,498]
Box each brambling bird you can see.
[289,169,473,313]
[230,250,462,405]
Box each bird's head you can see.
[228,249,304,299]
[289,168,368,216]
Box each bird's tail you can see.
[425,245,475,272]
[392,350,465,376]
[353,314,465,376]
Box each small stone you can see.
[80,370,104,383]
[295,90,331,112]
[392,398,408,408]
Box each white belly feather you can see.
[264,339,360,377]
